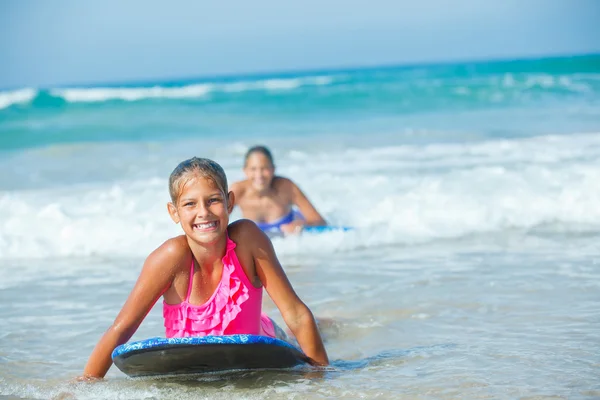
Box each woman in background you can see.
[231,146,327,235]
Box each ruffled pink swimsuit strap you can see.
[184,256,195,302]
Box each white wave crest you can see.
[52,84,214,102]
[0,88,37,110]
[500,73,594,93]
[2,132,600,260]
[49,75,335,103]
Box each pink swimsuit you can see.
[163,235,276,338]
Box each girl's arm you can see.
[80,239,183,379]
[234,221,329,365]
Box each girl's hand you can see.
[280,220,304,235]
[73,374,102,383]
[303,355,328,367]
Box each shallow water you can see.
[1,235,599,399]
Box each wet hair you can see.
[244,145,274,168]
[168,157,228,204]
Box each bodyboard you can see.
[112,334,308,377]
[303,226,353,233]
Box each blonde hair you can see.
[169,157,228,204]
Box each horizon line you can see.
[3,50,599,92]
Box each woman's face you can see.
[244,152,275,192]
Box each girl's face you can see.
[244,152,274,192]
[168,176,233,246]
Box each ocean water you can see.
[1,54,600,399]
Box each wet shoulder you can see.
[228,219,263,246]
[272,176,294,187]
[272,176,297,196]
[149,235,191,274]
[161,235,190,253]
[228,220,271,256]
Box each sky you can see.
[1,0,599,89]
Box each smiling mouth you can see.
[194,221,218,230]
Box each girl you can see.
[231,146,327,235]
[80,157,328,379]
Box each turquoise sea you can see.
[1,54,600,399]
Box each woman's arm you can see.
[288,180,326,226]
[235,221,329,365]
[81,239,183,378]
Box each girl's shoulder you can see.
[228,219,261,240]
[145,235,191,274]
[159,235,190,254]
[228,219,269,251]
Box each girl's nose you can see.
[196,203,210,218]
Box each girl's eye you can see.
[184,202,195,207]
[208,198,221,204]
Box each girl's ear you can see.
[227,191,235,214]
[167,202,180,224]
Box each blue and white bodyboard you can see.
[112,334,308,377]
